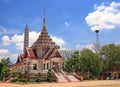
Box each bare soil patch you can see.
[0,80,120,87]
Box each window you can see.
[33,64,37,70]
[43,63,45,69]
[47,63,49,69]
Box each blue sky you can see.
[0,0,120,63]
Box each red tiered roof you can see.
[27,48,36,58]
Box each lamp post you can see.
[95,29,99,53]
[94,29,100,77]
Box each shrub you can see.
[18,78,27,82]
[11,79,17,82]
[47,69,52,82]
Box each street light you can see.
[95,29,100,53]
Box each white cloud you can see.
[85,1,120,31]
[1,31,65,51]
[11,34,24,50]
[76,44,94,51]
[10,53,18,63]
[65,22,70,27]
[10,54,18,58]
[11,31,40,50]
[76,44,81,49]
[29,31,40,46]
[51,36,65,47]
[11,31,65,50]
[0,49,9,61]
[0,53,18,63]
[2,36,11,45]
[85,44,94,50]
[0,49,9,55]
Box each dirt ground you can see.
[0,80,120,87]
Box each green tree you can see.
[80,49,104,78]
[1,66,10,79]
[0,62,4,80]
[64,51,81,73]
[64,49,105,79]
[64,58,74,73]
[99,44,120,75]
[0,62,4,73]
[0,64,10,81]
[115,45,120,66]
[1,57,12,66]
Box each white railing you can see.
[52,70,59,82]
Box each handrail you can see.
[60,70,65,75]
[52,70,58,82]
[73,72,83,81]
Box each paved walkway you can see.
[0,80,120,87]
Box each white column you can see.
[50,61,51,69]
[45,63,47,69]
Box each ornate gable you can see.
[43,48,54,58]
[49,49,62,58]
[42,48,63,58]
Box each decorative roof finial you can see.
[43,0,46,24]
[32,1,60,49]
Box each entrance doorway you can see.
[52,62,59,72]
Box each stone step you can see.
[56,72,80,83]
[67,75,79,82]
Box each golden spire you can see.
[32,1,60,49]
[43,2,46,24]
[42,1,47,32]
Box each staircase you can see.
[67,75,79,82]
[57,72,69,82]
[4,75,13,82]
[52,70,80,82]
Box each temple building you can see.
[9,9,64,75]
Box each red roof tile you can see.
[27,48,36,58]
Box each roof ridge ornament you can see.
[43,1,46,24]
